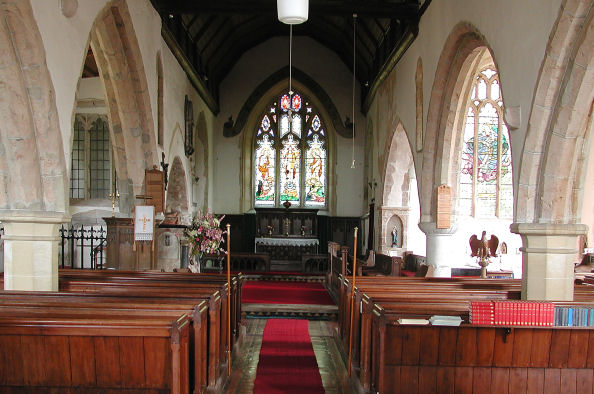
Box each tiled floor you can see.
[224,318,355,393]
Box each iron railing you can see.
[59,225,106,269]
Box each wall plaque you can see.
[436,184,451,229]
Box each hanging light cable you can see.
[289,24,293,96]
[288,24,293,135]
[351,14,357,169]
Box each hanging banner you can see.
[134,205,155,241]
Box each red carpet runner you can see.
[253,319,325,394]
[242,281,334,305]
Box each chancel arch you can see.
[240,74,338,214]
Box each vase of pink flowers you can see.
[184,211,226,272]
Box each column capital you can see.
[0,210,70,225]
[510,222,587,301]
[418,221,457,236]
[510,222,588,237]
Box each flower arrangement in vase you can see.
[184,211,226,272]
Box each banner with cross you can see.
[134,205,155,241]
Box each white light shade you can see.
[277,0,309,24]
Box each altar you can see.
[255,237,319,271]
[254,207,320,271]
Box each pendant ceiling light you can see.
[277,0,309,25]
[277,0,309,138]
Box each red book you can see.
[548,303,554,326]
[494,301,503,325]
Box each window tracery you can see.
[254,91,327,207]
[459,67,512,218]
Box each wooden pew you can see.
[361,251,402,276]
[333,269,594,393]
[0,292,211,393]
[58,269,244,346]
[0,312,191,393]
[41,269,244,393]
[344,284,522,388]
[369,319,594,393]
[53,278,231,391]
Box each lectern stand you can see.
[104,217,157,270]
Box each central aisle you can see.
[253,319,324,393]
[225,319,353,393]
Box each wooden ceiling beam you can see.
[153,0,419,19]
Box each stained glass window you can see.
[280,134,301,203]
[254,90,327,207]
[255,135,276,205]
[458,66,513,218]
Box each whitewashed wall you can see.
[213,36,366,217]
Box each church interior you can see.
[0,0,594,392]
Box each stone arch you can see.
[165,156,189,216]
[422,22,495,223]
[378,122,416,252]
[517,0,594,224]
[0,1,67,213]
[239,73,338,214]
[88,0,158,212]
[381,123,414,207]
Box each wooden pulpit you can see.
[103,217,158,270]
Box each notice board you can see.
[436,184,451,229]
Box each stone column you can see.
[0,211,69,291]
[511,223,587,301]
[418,221,457,277]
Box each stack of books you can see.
[429,315,462,326]
[554,306,594,327]
[470,300,555,326]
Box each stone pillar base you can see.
[0,211,69,291]
[511,223,587,301]
[419,221,457,277]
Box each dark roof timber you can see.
[151,0,429,116]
